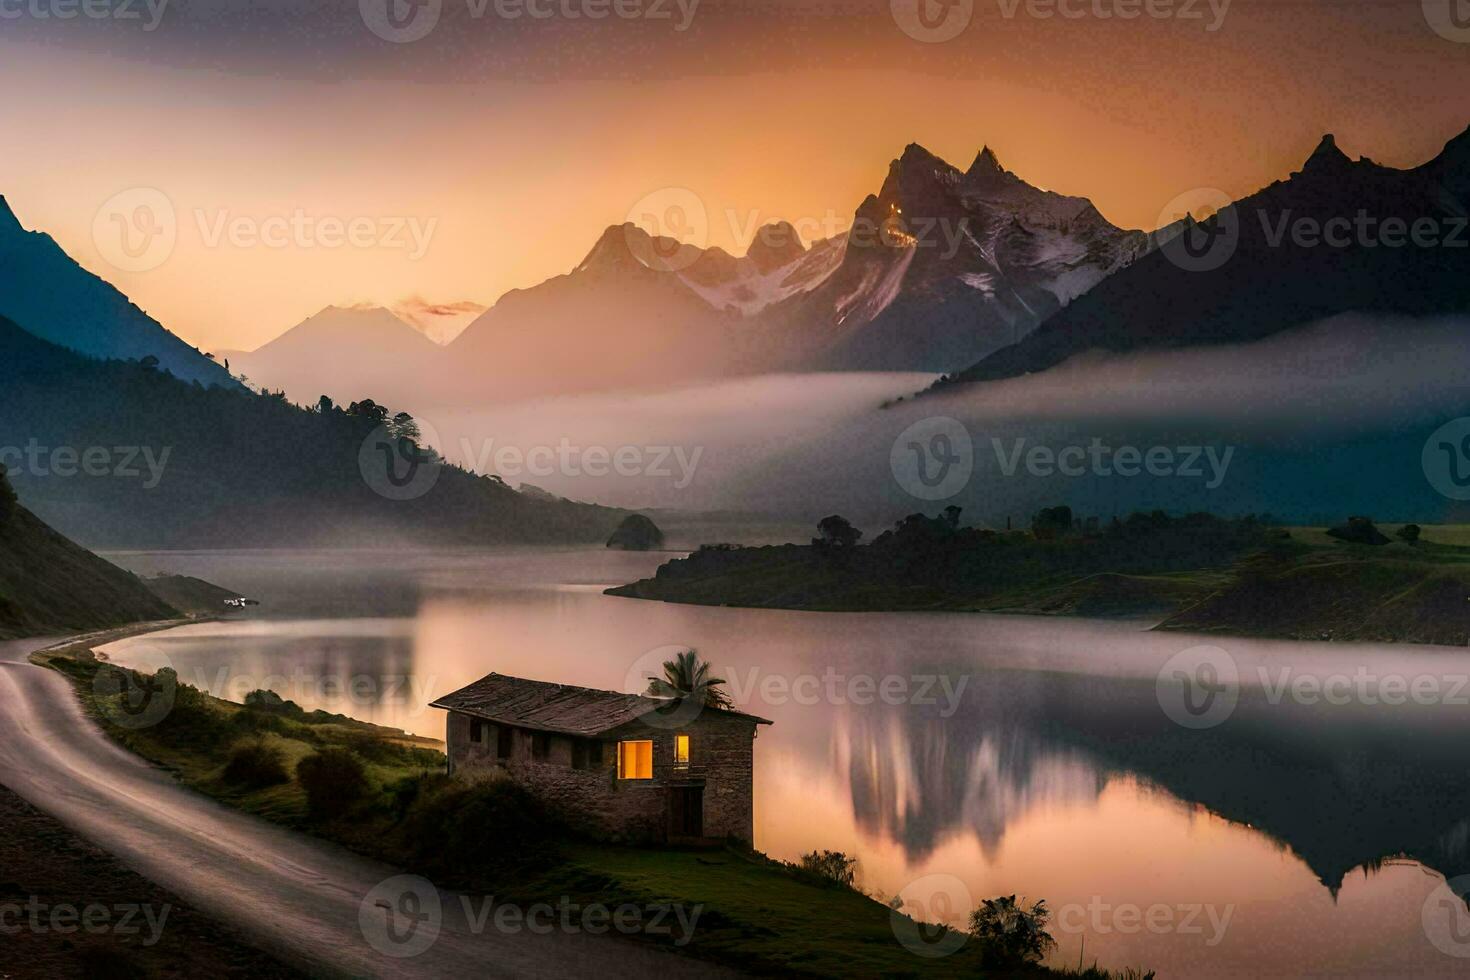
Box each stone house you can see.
[431,673,772,845]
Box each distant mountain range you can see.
[930,126,1470,392]
[748,144,1178,372]
[223,140,1179,408]
[0,196,237,389]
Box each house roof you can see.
[430,672,773,736]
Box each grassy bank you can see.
[608,512,1271,618]
[37,631,1152,979]
[610,512,1470,646]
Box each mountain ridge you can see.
[928,124,1470,393]
[0,195,238,389]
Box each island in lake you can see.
[608,509,1470,646]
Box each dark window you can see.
[572,740,588,770]
[589,741,604,767]
[497,726,513,759]
[532,733,551,760]
[469,718,486,744]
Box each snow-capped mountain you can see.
[934,126,1470,391]
[441,220,839,402]
[0,195,237,388]
[674,221,847,316]
[391,297,486,344]
[749,143,1174,373]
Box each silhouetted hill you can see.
[0,195,238,389]
[0,317,626,549]
[932,126,1470,391]
[0,467,177,638]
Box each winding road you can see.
[0,635,732,978]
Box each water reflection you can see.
[836,667,1470,900]
[100,549,1470,977]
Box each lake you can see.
[100,548,1470,978]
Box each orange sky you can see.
[1,0,1467,352]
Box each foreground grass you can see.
[36,634,1152,979]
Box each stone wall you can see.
[444,709,761,844]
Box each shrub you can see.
[1327,516,1390,546]
[222,739,290,789]
[796,850,857,889]
[1397,524,1422,544]
[397,778,557,882]
[296,748,369,819]
[969,895,1057,969]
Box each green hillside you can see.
[0,315,624,549]
[0,468,177,638]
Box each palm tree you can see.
[646,649,733,710]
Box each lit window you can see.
[674,734,690,767]
[617,740,653,780]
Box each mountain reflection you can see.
[834,667,1470,897]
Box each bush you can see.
[1397,524,1422,544]
[222,739,290,789]
[969,895,1057,969]
[396,778,557,882]
[796,850,857,889]
[1327,516,1390,546]
[296,748,369,819]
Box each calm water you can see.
[101,548,1470,978]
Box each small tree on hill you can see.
[1396,524,1422,544]
[815,515,863,549]
[969,896,1057,969]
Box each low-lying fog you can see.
[419,315,1470,535]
